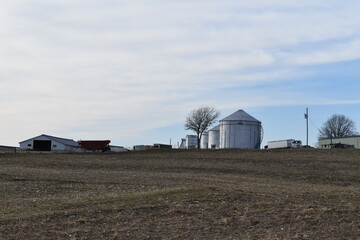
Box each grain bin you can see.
[219,110,262,149]
[200,132,209,149]
[208,125,220,149]
[185,135,197,149]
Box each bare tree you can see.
[185,106,220,148]
[318,114,358,138]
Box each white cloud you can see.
[0,0,360,145]
[287,40,360,65]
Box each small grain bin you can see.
[200,132,209,149]
[185,135,197,149]
[219,110,262,149]
[208,125,220,149]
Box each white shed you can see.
[318,135,360,148]
[0,145,17,153]
[19,134,79,151]
[219,110,262,149]
[110,145,129,152]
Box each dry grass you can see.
[0,149,360,239]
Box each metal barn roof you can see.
[19,134,79,147]
[318,135,360,140]
[0,145,17,152]
[220,110,260,123]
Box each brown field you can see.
[1,149,360,239]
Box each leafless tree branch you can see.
[185,106,220,148]
[318,114,358,138]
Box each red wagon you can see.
[77,140,111,152]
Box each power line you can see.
[309,116,321,132]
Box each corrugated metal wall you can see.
[220,121,261,149]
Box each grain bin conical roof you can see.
[220,110,260,122]
[209,124,220,131]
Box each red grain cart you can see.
[77,140,111,152]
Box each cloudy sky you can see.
[1,0,360,147]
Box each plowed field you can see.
[1,149,359,239]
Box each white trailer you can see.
[267,139,302,149]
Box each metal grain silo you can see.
[185,135,197,149]
[200,132,208,149]
[219,110,262,149]
[208,125,220,149]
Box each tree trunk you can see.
[197,133,201,149]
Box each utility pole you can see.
[304,108,309,146]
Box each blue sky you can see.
[1,1,360,147]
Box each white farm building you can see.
[318,135,360,149]
[19,134,79,151]
[0,145,17,153]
